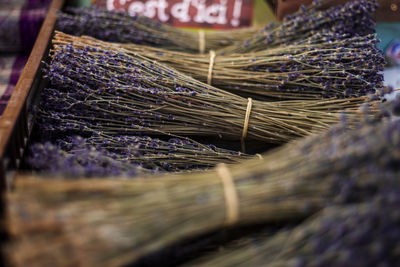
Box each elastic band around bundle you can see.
[198,30,205,54]
[207,50,216,85]
[241,98,253,153]
[216,163,239,226]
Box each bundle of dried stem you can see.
[219,0,378,54]
[54,32,384,100]
[185,192,400,266]
[5,116,400,266]
[56,6,261,53]
[28,135,251,176]
[42,39,380,146]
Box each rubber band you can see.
[207,50,216,85]
[216,163,239,226]
[198,30,205,54]
[241,97,253,153]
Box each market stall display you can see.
[1,0,398,266]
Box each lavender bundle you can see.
[220,0,378,54]
[55,0,376,54]
[28,139,142,178]
[186,191,400,267]
[56,6,260,53]
[42,41,379,145]
[55,32,385,100]
[29,134,249,176]
[5,114,400,266]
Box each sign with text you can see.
[94,0,254,29]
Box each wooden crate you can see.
[0,0,65,189]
